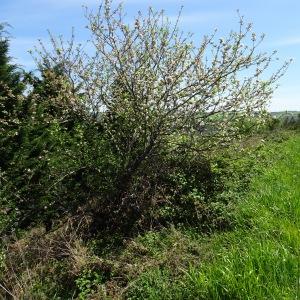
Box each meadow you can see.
[1,130,299,299]
[125,131,300,299]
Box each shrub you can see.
[1,1,290,233]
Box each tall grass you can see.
[127,134,300,299]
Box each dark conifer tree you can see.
[0,23,25,169]
[0,23,24,98]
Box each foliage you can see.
[125,133,300,299]
[75,269,106,299]
[0,4,297,298]
[0,69,84,231]
[0,23,24,97]
[19,0,288,230]
[0,23,25,170]
[1,131,298,299]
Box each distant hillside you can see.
[268,111,300,129]
[270,111,300,117]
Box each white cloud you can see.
[10,37,39,47]
[168,11,229,25]
[273,36,300,47]
[124,0,180,3]
[10,37,53,53]
[269,96,300,112]
[37,0,99,6]
[270,85,300,111]
[13,58,36,69]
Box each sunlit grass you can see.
[127,133,300,299]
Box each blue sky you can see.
[1,0,299,111]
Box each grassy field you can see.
[1,132,299,299]
[123,133,300,299]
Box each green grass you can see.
[126,133,300,299]
[2,132,298,299]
